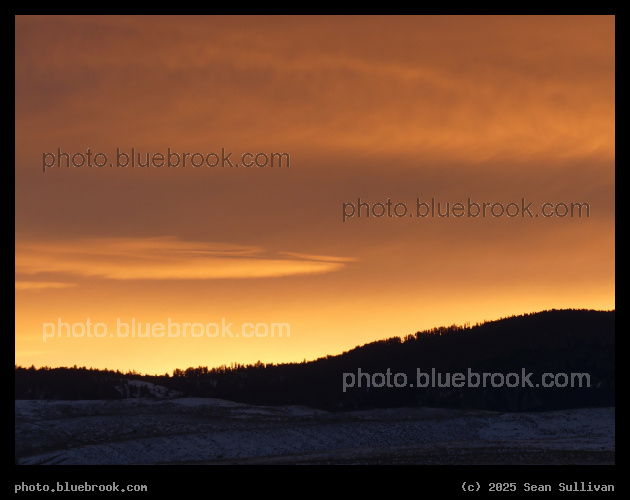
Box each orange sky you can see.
[15,15,615,374]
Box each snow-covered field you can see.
[15,396,614,465]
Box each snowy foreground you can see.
[15,397,614,465]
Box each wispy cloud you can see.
[278,251,356,263]
[15,281,77,291]
[15,237,351,281]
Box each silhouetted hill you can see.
[15,309,614,412]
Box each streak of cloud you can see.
[15,237,350,281]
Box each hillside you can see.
[15,309,614,412]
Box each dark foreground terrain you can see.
[15,397,614,465]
